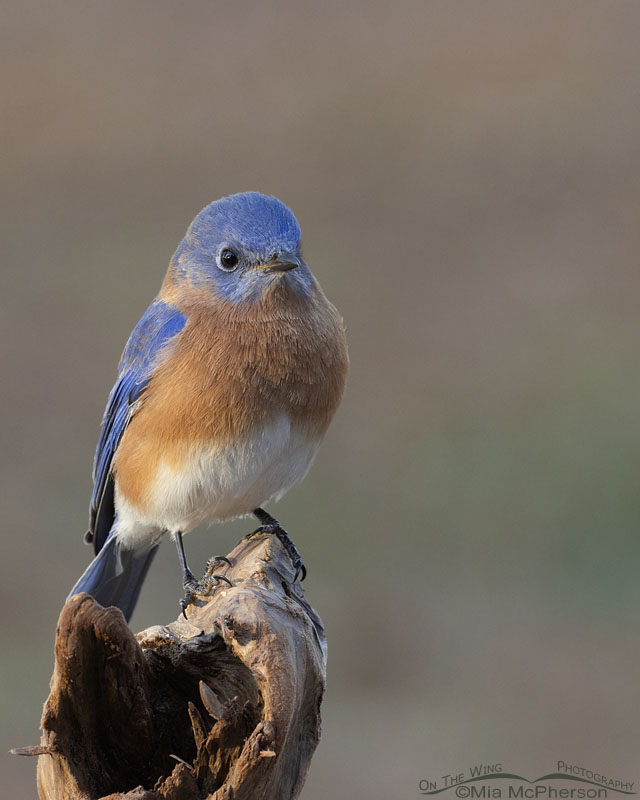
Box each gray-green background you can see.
[3,2,640,796]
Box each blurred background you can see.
[3,1,640,796]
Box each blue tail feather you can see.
[68,536,159,622]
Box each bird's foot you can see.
[246,509,307,582]
[180,568,198,617]
[198,556,233,595]
[180,557,232,618]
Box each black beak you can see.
[264,252,302,273]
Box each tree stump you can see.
[35,533,326,800]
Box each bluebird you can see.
[68,192,348,621]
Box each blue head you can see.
[170,192,314,302]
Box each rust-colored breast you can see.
[114,278,348,511]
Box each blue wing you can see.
[88,299,187,554]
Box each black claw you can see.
[180,595,191,619]
[206,555,232,569]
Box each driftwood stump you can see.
[36,533,326,800]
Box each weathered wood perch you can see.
[36,533,326,800]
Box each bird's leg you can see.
[175,531,196,588]
[175,531,197,615]
[174,532,232,617]
[247,508,307,582]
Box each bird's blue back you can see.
[90,299,186,553]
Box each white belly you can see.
[115,415,319,538]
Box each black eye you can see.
[219,248,239,271]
